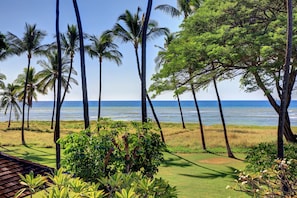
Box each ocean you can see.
[3,100,297,126]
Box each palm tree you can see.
[37,51,78,129]
[60,24,79,104]
[7,23,49,145]
[0,83,21,128]
[55,0,63,170]
[14,67,44,129]
[113,7,167,140]
[85,33,122,124]
[72,0,90,130]
[155,0,200,19]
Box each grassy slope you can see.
[0,121,288,197]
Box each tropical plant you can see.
[58,119,166,182]
[155,0,200,19]
[85,32,122,124]
[112,7,168,140]
[15,171,47,198]
[6,23,49,144]
[37,51,78,129]
[60,24,79,104]
[72,0,90,130]
[0,83,22,127]
[14,67,44,129]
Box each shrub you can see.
[228,159,297,197]
[58,119,166,182]
[245,142,297,173]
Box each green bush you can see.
[245,142,297,173]
[58,119,166,182]
[229,159,297,197]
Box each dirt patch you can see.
[199,157,233,165]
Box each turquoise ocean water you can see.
[3,100,297,126]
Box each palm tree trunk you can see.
[141,0,152,123]
[21,56,31,145]
[8,104,12,128]
[61,56,73,105]
[213,77,235,158]
[51,81,56,129]
[134,42,164,140]
[27,105,30,128]
[73,0,90,130]
[54,0,62,170]
[191,82,206,150]
[98,58,102,122]
[278,0,293,159]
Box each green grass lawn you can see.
[0,145,249,197]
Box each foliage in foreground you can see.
[229,159,297,197]
[229,143,297,197]
[58,119,166,181]
[245,142,297,174]
[16,169,177,198]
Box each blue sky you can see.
[0,0,268,101]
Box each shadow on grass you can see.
[179,166,239,180]
[164,151,240,180]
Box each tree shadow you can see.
[165,151,236,177]
[179,166,239,180]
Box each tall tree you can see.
[141,0,153,123]
[173,0,297,142]
[277,0,293,159]
[55,0,63,170]
[37,51,77,129]
[60,24,79,104]
[7,23,48,145]
[85,33,122,124]
[0,83,21,128]
[15,67,44,129]
[113,7,167,141]
[73,0,90,130]
[152,32,186,129]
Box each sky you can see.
[0,0,269,101]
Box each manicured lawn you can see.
[0,145,249,197]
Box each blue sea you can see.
[3,100,297,126]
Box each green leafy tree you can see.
[168,0,297,142]
[60,24,79,104]
[15,67,44,129]
[37,51,78,129]
[151,31,187,129]
[7,23,49,145]
[0,83,22,128]
[86,32,122,124]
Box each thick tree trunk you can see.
[98,58,102,122]
[191,83,206,150]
